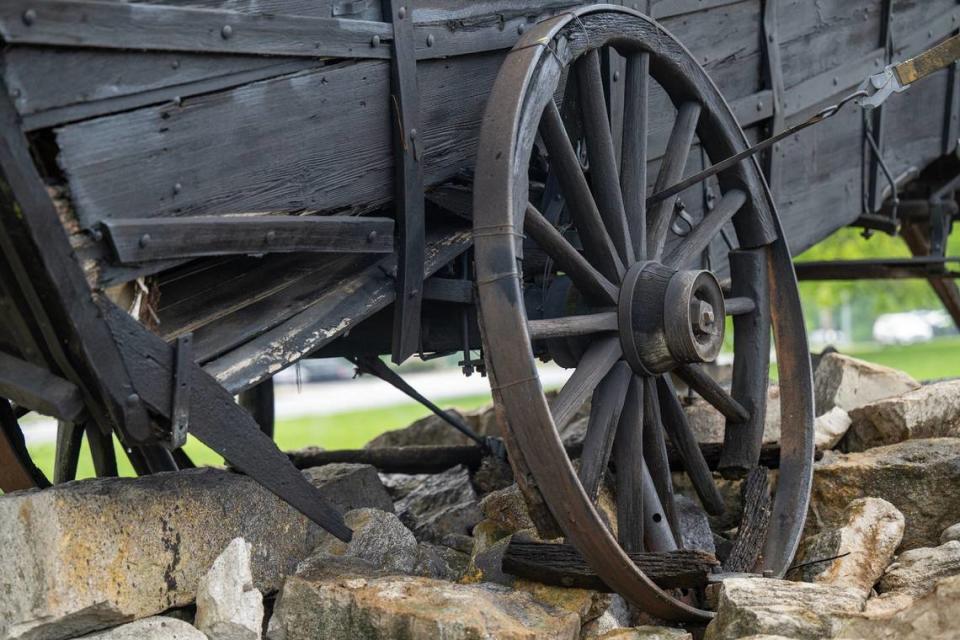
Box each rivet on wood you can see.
[265,230,276,244]
[367,231,378,243]
[171,60,180,70]
[398,6,406,19]
[756,101,763,111]
[517,23,526,35]
[173,182,182,194]
[221,24,233,39]
[139,234,151,248]
[613,71,621,82]
[126,393,140,406]
[371,35,381,47]
[426,34,435,47]
[22,9,37,26]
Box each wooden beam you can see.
[102,216,394,263]
[0,0,393,59]
[502,540,719,591]
[0,352,84,421]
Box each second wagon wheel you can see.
[473,6,814,622]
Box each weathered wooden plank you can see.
[0,0,393,59]
[502,540,719,591]
[102,215,394,262]
[204,226,471,394]
[56,52,503,228]
[723,466,771,573]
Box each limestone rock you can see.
[807,438,960,550]
[839,574,960,639]
[0,468,325,640]
[941,522,960,544]
[814,407,852,450]
[480,484,536,534]
[595,629,692,640]
[472,454,515,495]
[195,538,263,640]
[77,617,207,640]
[845,380,960,451]
[704,578,863,640]
[878,540,960,598]
[391,465,482,543]
[673,472,744,532]
[682,387,781,445]
[814,353,919,416]
[676,495,716,555]
[364,407,499,448]
[413,542,468,581]
[793,498,903,598]
[267,556,580,640]
[462,519,516,586]
[313,508,419,574]
[301,463,394,513]
[579,595,631,639]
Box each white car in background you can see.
[873,312,935,345]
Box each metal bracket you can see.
[383,0,426,364]
[169,333,192,449]
[863,0,896,216]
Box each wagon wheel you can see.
[473,7,813,622]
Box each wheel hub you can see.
[618,261,725,374]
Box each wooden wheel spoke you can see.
[612,375,645,551]
[663,189,747,268]
[550,335,622,430]
[656,377,725,515]
[621,52,650,262]
[724,296,756,316]
[528,311,618,341]
[647,102,701,260]
[85,423,118,477]
[539,101,625,281]
[54,420,84,484]
[523,203,619,305]
[578,361,632,501]
[674,364,751,423]
[576,50,634,265]
[642,376,681,550]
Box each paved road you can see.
[20,364,573,445]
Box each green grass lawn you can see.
[25,392,493,482]
[845,335,960,381]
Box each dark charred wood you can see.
[502,540,719,591]
[723,467,771,573]
[288,444,486,474]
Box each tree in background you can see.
[795,228,960,342]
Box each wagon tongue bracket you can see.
[617,261,725,376]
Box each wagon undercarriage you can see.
[1,0,959,623]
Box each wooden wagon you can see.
[1,0,958,622]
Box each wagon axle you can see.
[617,261,726,375]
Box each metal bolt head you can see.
[173,182,182,194]
[126,393,140,407]
[139,233,151,248]
[613,71,621,82]
[22,9,37,26]
[692,299,716,334]
[517,22,526,35]
[171,60,180,70]
[221,24,233,39]
[265,230,276,244]
[367,230,378,243]
[398,6,406,19]
[426,34,435,47]
[371,34,381,47]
